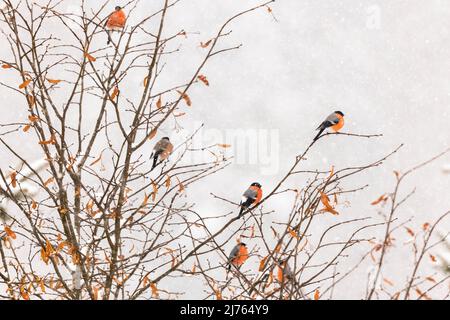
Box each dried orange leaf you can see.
[197,74,209,86]
[85,52,96,62]
[314,289,320,300]
[19,79,31,89]
[23,124,31,132]
[148,128,157,140]
[28,115,39,122]
[422,222,430,231]
[151,180,158,202]
[200,39,212,48]
[4,226,16,239]
[405,227,415,237]
[320,192,339,215]
[215,290,222,300]
[10,171,17,188]
[156,96,162,109]
[43,177,54,187]
[429,254,436,262]
[176,177,185,193]
[217,144,231,148]
[371,194,387,205]
[259,256,268,272]
[26,94,35,107]
[288,227,300,240]
[176,90,192,106]
[110,86,119,101]
[383,278,394,286]
[165,176,171,188]
[143,76,149,87]
[47,78,62,84]
[150,282,159,298]
[2,64,12,69]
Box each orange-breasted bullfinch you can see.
[151,137,173,170]
[238,182,262,218]
[277,259,294,283]
[227,242,249,271]
[313,111,345,141]
[105,6,126,45]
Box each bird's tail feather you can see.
[151,151,161,171]
[313,126,326,141]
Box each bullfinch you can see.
[277,259,294,283]
[106,6,126,45]
[313,111,345,141]
[151,137,173,170]
[227,242,249,271]
[238,182,262,218]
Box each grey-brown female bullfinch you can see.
[238,182,262,218]
[151,137,173,170]
[227,242,249,270]
[313,111,345,141]
[106,6,126,45]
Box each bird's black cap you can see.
[251,182,262,188]
[162,137,170,140]
[335,111,344,116]
[115,6,122,10]
[239,243,247,247]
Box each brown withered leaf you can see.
[85,52,96,62]
[143,76,149,87]
[176,90,192,106]
[259,256,268,272]
[429,254,436,262]
[2,64,12,69]
[174,112,186,117]
[151,180,158,202]
[156,96,162,109]
[43,177,54,187]
[23,124,31,132]
[110,86,119,101]
[4,226,17,240]
[176,177,185,193]
[47,78,62,85]
[19,79,31,89]
[320,192,339,215]
[150,282,159,298]
[28,115,39,122]
[217,143,231,148]
[10,171,17,188]
[165,175,171,188]
[405,227,415,237]
[371,194,388,205]
[288,227,300,240]
[200,39,212,48]
[26,94,35,107]
[148,128,157,140]
[197,74,209,86]
[314,290,320,300]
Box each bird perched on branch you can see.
[313,111,345,141]
[150,137,173,171]
[105,6,126,45]
[227,242,249,271]
[277,259,294,283]
[238,182,262,218]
